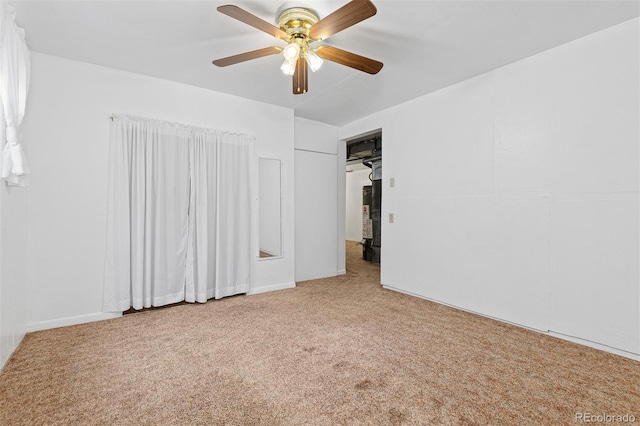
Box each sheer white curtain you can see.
[0,3,30,187]
[103,115,254,312]
[186,131,253,302]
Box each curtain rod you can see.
[106,114,255,140]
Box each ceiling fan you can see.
[212,0,383,95]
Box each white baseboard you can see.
[25,283,297,331]
[337,269,347,275]
[383,285,640,361]
[26,312,122,332]
[295,270,340,282]
[547,331,640,361]
[247,281,296,295]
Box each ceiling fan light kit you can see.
[305,48,323,72]
[278,7,323,79]
[212,0,383,95]
[280,58,296,76]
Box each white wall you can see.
[293,117,340,281]
[21,53,296,331]
[345,167,371,241]
[0,185,28,369]
[340,18,640,358]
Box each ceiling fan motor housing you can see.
[278,7,319,40]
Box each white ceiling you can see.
[12,0,640,126]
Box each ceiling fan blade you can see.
[212,46,283,67]
[316,45,383,74]
[293,57,308,95]
[217,5,288,39]
[309,0,377,41]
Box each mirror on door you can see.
[258,158,282,259]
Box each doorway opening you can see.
[345,131,382,265]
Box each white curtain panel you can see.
[0,3,30,187]
[103,115,254,312]
[186,132,253,301]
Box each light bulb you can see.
[280,59,296,76]
[305,48,323,72]
[282,43,300,62]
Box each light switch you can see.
[389,177,395,188]
[389,213,394,223]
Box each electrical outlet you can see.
[389,213,394,223]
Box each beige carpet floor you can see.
[1,242,638,425]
